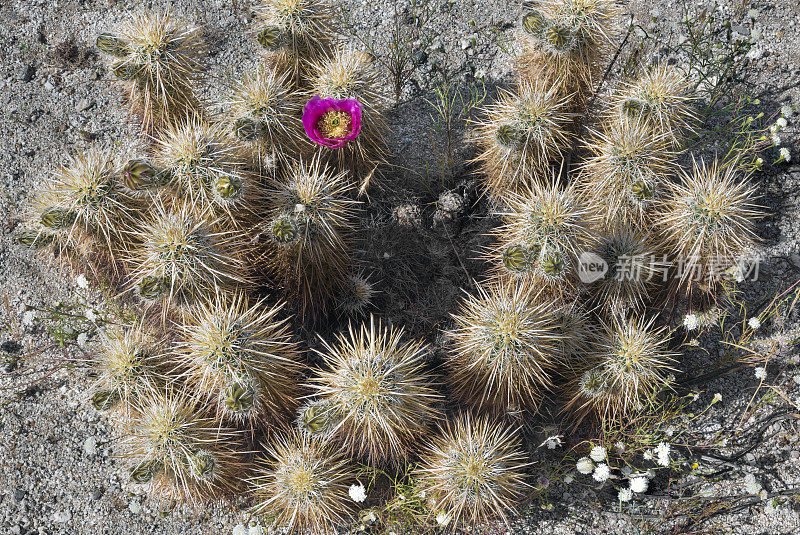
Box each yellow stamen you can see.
[318,110,351,139]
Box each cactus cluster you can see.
[15,0,768,532]
[460,0,761,439]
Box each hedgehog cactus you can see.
[658,157,761,295]
[21,148,142,277]
[563,316,677,423]
[97,10,204,135]
[472,80,575,199]
[588,225,660,313]
[226,64,302,167]
[309,316,441,465]
[580,118,675,228]
[446,281,565,415]
[416,415,530,531]
[173,292,302,426]
[305,47,389,178]
[491,178,595,294]
[254,0,334,83]
[261,155,357,318]
[516,0,618,105]
[121,389,244,503]
[609,64,698,145]
[126,199,249,313]
[153,119,262,227]
[90,321,167,416]
[252,432,357,535]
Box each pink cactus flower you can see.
[302,95,363,148]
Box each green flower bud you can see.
[40,208,77,230]
[271,217,298,245]
[257,27,283,50]
[540,250,566,277]
[224,380,256,413]
[122,159,165,191]
[300,404,328,436]
[502,244,537,273]
[233,117,259,141]
[138,276,168,301]
[15,230,54,249]
[214,176,241,200]
[130,458,163,484]
[621,98,653,120]
[112,61,141,81]
[187,450,216,480]
[522,10,547,36]
[91,389,120,411]
[496,124,521,148]
[96,33,129,58]
[631,179,654,200]
[545,24,573,51]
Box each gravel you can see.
[1,0,800,533]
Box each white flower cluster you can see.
[770,105,794,164]
[349,483,367,503]
[682,313,700,331]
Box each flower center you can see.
[318,111,352,139]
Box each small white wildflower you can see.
[22,310,36,326]
[232,525,247,535]
[744,473,762,495]
[615,441,625,453]
[86,309,98,322]
[747,8,759,19]
[754,367,766,380]
[592,463,611,482]
[630,476,649,493]
[590,445,607,462]
[777,117,788,128]
[618,487,633,502]
[683,314,700,331]
[750,28,762,41]
[248,525,264,535]
[436,512,452,526]
[655,442,671,467]
[349,483,367,503]
[771,133,781,146]
[779,147,791,162]
[77,332,88,348]
[769,123,780,133]
[765,500,776,515]
[782,105,795,117]
[540,435,563,449]
[76,274,89,289]
[643,450,654,461]
[129,500,141,514]
[576,457,594,475]
[712,392,722,404]
[793,374,800,385]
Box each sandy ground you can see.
[1,0,800,533]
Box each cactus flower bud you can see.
[112,61,141,81]
[223,380,256,413]
[96,33,130,58]
[271,216,299,245]
[214,176,241,199]
[522,10,547,36]
[122,159,164,191]
[257,27,283,50]
[138,276,168,301]
[233,117,260,141]
[91,389,120,411]
[15,230,55,249]
[130,458,163,484]
[40,207,77,230]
